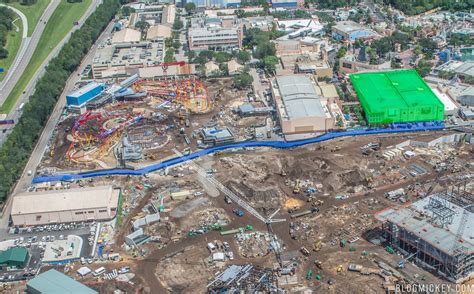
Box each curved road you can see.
[0,0,60,105]
[0,4,28,91]
[0,0,102,145]
[32,122,445,183]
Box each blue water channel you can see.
[32,121,444,184]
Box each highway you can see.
[0,4,28,93]
[0,0,102,146]
[0,0,109,230]
[0,0,61,105]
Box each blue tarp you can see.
[32,122,444,184]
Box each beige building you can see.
[11,186,120,226]
[272,75,335,135]
[146,25,172,40]
[112,28,141,44]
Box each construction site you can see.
[33,126,472,293]
[26,71,474,293]
[41,77,260,171]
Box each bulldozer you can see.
[293,179,301,194]
[314,260,323,269]
[313,240,323,252]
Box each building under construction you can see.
[376,186,474,283]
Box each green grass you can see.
[0,20,23,81]
[115,190,124,226]
[0,0,92,113]
[7,0,50,36]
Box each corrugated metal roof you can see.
[27,269,98,294]
[0,247,28,264]
[276,75,325,119]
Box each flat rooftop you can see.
[376,192,474,256]
[275,75,326,119]
[67,82,102,98]
[12,186,120,215]
[93,41,164,68]
[350,70,444,113]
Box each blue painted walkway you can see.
[32,122,444,184]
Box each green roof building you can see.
[27,269,98,294]
[0,247,29,268]
[350,70,444,125]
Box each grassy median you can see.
[0,0,92,113]
[8,0,50,36]
[0,20,23,81]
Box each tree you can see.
[121,6,135,17]
[416,59,432,77]
[198,50,214,62]
[263,56,279,74]
[418,37,437,52]
[336,47,347,59]
[164,48,176,62]
[172,40,181,49]
[184,2,196,14]
[186,50,196,60]
[254,42,276,59]
[214,52,232,63]
[219,63,229,76]
[236,50,251,64]
[0,47,7,59]
[135,21,150,33]
[233,72,253,89]
[173,18,183,30]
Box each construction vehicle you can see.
[340,239,346,247]
[314,260,323,269]
[313,240,323,252]
[386,246,395,254]
[245,225,254,231]
[315,273,322,281]
[293,179,301,193]
[306,269,313,280]
[300,246,310,257]
[349,246,356,252]
[232,209,244,217]
[336,265,343,273]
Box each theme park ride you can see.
[134,63,212,114]
[66,110,143,163]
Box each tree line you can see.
[0,7,15,59]
[381,0,473,15]
[0,0,120,200]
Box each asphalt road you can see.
[0,0,109,232]
[0,0,61,105]
[0,0,102,146]
[0,4,28,92]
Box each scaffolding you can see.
[377,186,474,283]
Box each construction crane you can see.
[173,149,286,268]
[172,149,285,224]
